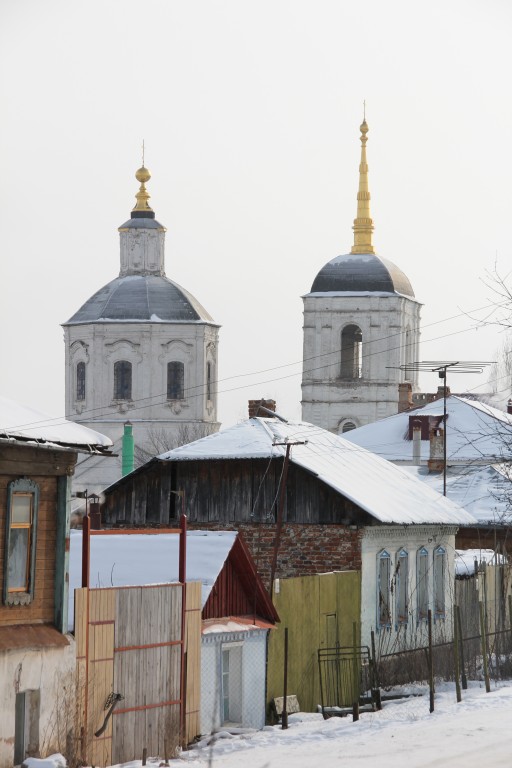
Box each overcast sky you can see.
[2,0,512,430]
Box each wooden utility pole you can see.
[269,440,305,595]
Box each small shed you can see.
[69,529,278,735]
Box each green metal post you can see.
[122,422,135,476]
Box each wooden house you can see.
[0,396,112,768]
[68,528,278,736]
[102,415,474,661]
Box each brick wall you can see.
[188,521,362,588]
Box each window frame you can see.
[395,548,409,626]
[167,360,185,400]
[417,546,429,621]
[377,549,392,629]
[113,360,132,400]
[340,324,363,380]
[76,361,86,401]
[433,545,447,618]
[4,478,39,605]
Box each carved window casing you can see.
[433,546,446,618]
[4,479,39,605]
[396,548,409,625]
[377,549,391,628]
[417,547,429,620]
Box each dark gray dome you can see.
[64,275,215,325]
[310,252,415,297]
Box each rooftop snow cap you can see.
[310,252,415,296]
[65,275,215,324]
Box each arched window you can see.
[167,361,184,400]
[396,549,409,625]
[417,547,429,620]
[114,360,132,400]
[340,325,363,379]
[206,361,212,402]
[433,546,446,617]
[341,421,356,434]
[377,550,391,628]
[76,362,86,401]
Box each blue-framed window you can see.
[417,546,429,620]
[396,548,409,625]
[4,479,39,605]
[434,545,447,617]
[378,550,392,628]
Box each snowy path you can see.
[171,681,512,768]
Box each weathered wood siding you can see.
[104,458,373,527]
[75,582,202,766]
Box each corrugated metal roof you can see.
[344,396,512,463]
[157,418,475,526]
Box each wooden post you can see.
[179,512,187,746]
[453,605,461,703]
[81,513,90,589]
[352,622,359,716]
[142,748,147,766]
[282,627,289,730]
[428,609,434,713]
[479,601,491,693]
[456,605,467,690]
[370,630,381,710]
[508,594,512,646]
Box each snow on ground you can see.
[107,681,512,768]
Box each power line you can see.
[5,299,509,433]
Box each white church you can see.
[63,165,220,493]
[63,117,424,495]
[301,118,421,433]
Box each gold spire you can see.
[132,164,154,215]
[351,114,375,254]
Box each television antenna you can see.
[391,361,493,495]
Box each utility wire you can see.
[5,299,510,432]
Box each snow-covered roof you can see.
[402,464,512,525]
[68,529,237,630]
[344,396,512,464]
[454,549,507,577]
[157,417,475,526]
[0,396,112,453]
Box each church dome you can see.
[65,274,215,325]
[310,252,415,297]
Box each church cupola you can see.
[118,164,167,276]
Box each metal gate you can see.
[318,645,378,716]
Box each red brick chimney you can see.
[398,382,413,413]
[428,427,444,472]
[248,399,277,418]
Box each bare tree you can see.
[134,423,217,467]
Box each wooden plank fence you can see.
[75,582,201,766]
